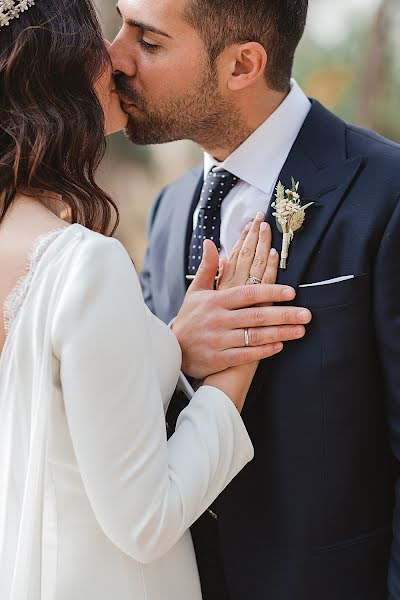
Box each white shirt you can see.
[193,79,311,259]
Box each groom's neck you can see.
[203,87,288,163]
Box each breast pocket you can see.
[295,273,369,311]
[295,272,374,397]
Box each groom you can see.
[111,0,400,598]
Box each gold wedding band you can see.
[244,328,250,347]
[246,275,262,285]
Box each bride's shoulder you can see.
[51,224,145,350]
[72,225,134,266]
[62,224,138,286]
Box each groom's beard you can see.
[114,71,243,148]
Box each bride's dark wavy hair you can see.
[0,0,119,235]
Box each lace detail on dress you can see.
[3,228,67,335]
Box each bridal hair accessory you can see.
[0,0,35,30]
[272,178,314,270]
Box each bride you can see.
[0,1,300,599]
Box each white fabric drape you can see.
[0,232,81,599]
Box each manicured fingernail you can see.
[260,222,268,231]
[256,211,265,220]
[244,223,252,232]
[274,343,284,352]
[282,287,295,300]
[269,248,278,257]
[297,309,311,323]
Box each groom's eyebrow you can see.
[115,5,173,39]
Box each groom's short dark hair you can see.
[184,0,308,92]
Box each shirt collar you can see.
[203,79,311,194]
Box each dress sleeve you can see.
[52,234,254,564]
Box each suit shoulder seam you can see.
[346,124,400,151]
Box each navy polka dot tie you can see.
[188,169,239,276]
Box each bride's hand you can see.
[217,212,279,291]
[203,214,284,412]
[173,215,311,382]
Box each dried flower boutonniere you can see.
[271,178,314,269]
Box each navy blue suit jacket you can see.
[141,101,400,600]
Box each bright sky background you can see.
[307,0,382,47]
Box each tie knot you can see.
[206,169,239,188]
[199,169,240,210]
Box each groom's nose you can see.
[108,36,137,79]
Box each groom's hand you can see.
[172,241,312,379]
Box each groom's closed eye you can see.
[115,23,159,52]
[138,39,160,53]
[115,6,172,54]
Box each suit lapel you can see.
[266,101,364,288]
[166,165,203,314]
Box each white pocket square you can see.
[299,275,355,288]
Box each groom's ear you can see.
[225,42,268,92]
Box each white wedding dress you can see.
[0,224,253,600]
